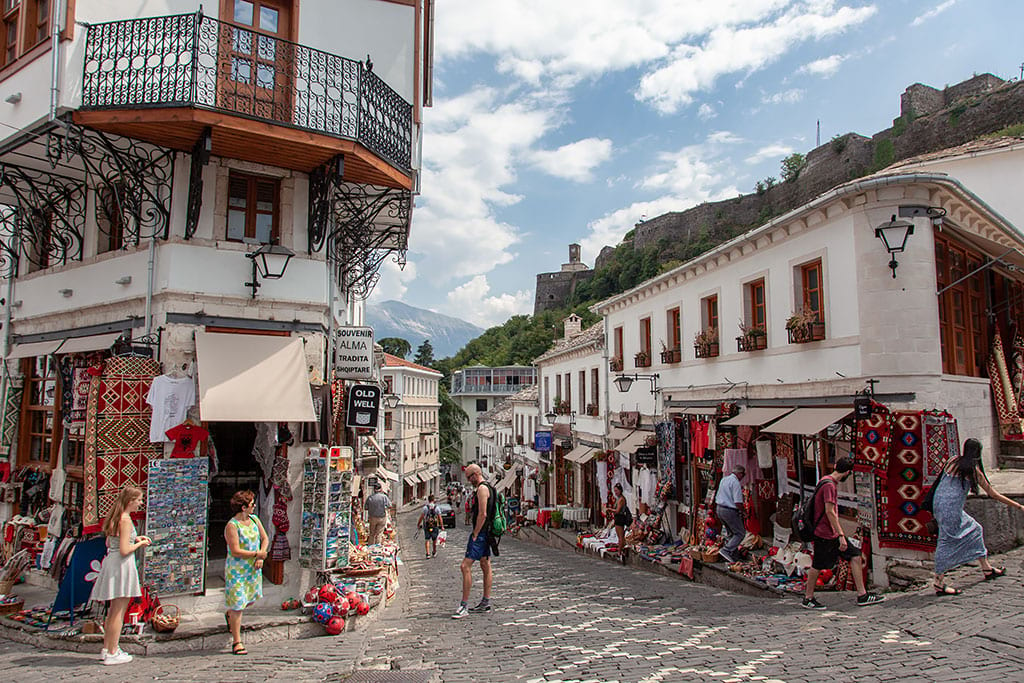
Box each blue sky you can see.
[368,0,1021,328]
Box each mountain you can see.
[365,300,484,359]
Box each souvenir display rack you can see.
[144,458,208,595]
[299,448,353,572]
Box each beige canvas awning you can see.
[564,444,595,464]
[350,474,361,497]
[676,406,718,415]
[607,427,633,441]
[5,339,63,359]
[6,331,125,359]
[495,469,518,492]
[722,407,795,427]
[376,465,399,482]
[615,430,651,453]
[762,407,853,435]
[404,474,418,486]
[195,331,316,422]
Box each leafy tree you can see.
[378,337,411,358]
[414,339,434,366]
[438,381,468,466]
[780,153,806,182]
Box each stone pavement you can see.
[2,504,1024,681]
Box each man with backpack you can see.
[801,457,884,609]
[452,463,502,619]
[715,464,746,563]
[417,494,444,558]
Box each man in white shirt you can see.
[715,465,746,563]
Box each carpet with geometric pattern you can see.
[875,410,936,551]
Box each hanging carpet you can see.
[655,421,676,500]
[922,410,959,486]
[875,410,936,551]
[83,357,162,534]
[853,400,891,475]
[989,330,1024,440]
[0,376,23,461]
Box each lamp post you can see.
[244,243,295,298]
[612,373,659,394]
[874,215,915,279]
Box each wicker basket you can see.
[0,597,24,615]
[700,550,720,563]
[0,579,14,596]
[150,604,179,633]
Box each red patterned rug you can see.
[922,410,959,485]
[83,357,162,534]
[989,331,1024,440]
[875,410,936,550]
[853,401,891,475]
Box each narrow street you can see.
[2,503,1024,681]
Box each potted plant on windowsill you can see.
[736,320,768,352]
[609,356,623,372]
[659,339,681,363]
[585,403,599,417]
[634,349,651,368]
[693,327,719,358]
[554,398,571,415]
[785,306,826,344]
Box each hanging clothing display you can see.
[655,421,676,498]
[300,384,333,444]
[145,374,197,442]
[165,423,209,458]
[252,422,276,480]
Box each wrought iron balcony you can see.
[80,10,412,171]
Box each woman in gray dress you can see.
[933,439,1024,595]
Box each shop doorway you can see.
[206,422,259,587]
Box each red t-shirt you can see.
[165,423,209,458]
[812,476,839,539]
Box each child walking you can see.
[89,486,151,665]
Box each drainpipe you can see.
[602,314,611,450]
[144,236,156,336]
[48,0,64,121]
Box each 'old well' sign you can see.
[335,326,374,379]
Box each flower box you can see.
[585,404,599,417]
[787,321,826,344]
[609,357,623,372]
[694,342,719,359]
[660,348,682,363]
[736,334,768,352]
[634,351,652,368]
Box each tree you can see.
[438,382,468,466]
[378,337,412,359]
[780,153,806,182]
[414,339,434,366]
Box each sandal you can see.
[232,642,248,655]
[933,583,962,596]
[983,567,1006,581]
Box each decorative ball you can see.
[313,602,334,625]
[347,594,362,610]
[325,616,345,635]
[318,584,338,603]
[819,569,833,583]
[304,587,320,604]
[355,601,370,616]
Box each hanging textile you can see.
[875,410,936,550]
[0,376,23,461]
[596,459,608,509]
[853,400,892,474]
[989,330,1024,440]
[82,357,162,534]
[1012,330,1024,408]
[655,421,676,499]
[330,379,345,440]
[775,433,797,477]
[922,410,959,485]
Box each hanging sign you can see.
[345,384,381,429]
[335,326,375,379]
[635,445,657,466]
[534,430,552,452]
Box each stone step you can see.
[997,454,1024,469]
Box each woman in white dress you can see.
[89,486,151,666]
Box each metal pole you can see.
[48,0,64,121]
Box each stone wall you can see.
[534,269,594,314]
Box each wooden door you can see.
[220,0,293,124]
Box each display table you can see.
[525,509,538,523]
[536,508,555,527]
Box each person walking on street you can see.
[418,494,444,558]
[224,490,269,655]
[932,438,1024,595]
[452,464,493,619]
[716,465,746,563]
[366,484,392,545]
[802,457,884,609]
[608,484,632,558]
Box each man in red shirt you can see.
[802,457,884,609]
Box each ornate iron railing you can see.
[81,10,412,170]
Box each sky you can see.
[368,0,1023,329]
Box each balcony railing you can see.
[81,10,412,169]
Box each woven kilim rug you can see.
[875,410,936,550]
[655,421,676,499]
[922,410,959,486]
[853,400,891,475]
[989,332,1024,440]
[0,376,23,460]
[83,357,162,534]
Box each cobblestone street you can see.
[2,506,1024,681]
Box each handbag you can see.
[921,469,945,514]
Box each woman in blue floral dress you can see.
[224,490,268,655]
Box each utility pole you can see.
[816,119,820,147]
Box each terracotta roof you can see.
[534,322,605,364]
[508,386,538,403]
[886,135,1024,170]
[382,353,442,375]
[478,398,513,424]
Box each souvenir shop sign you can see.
[144,458,208,596]
[335,326,375,379]
[635,445,657,466]
[345,384,381,429]
[534,430,552,452]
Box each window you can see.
[747,279,766,329]
[667,307,681,350]
[96,182,126,254]
[591,368,599,410]
[640,317,651,355]
[383,375,393,394]
[227,172,279,243]
[25,207,53,273]
[935,236,986,377]
[18,355,59,468]
[1,1,19,68]
[613,326,623,360]
[543,376,549,413]
[578,370,586,414]
[555,374,562,404]
[384,412,393,430]
[563,373,571,410]
[1,0,53,69]
[702,294,719,332]
[475,398,487,412]
[801,260,823,322]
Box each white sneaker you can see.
[451,604,469,619]
[102,649,133,665]
[99,648,107,661]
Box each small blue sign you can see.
[534,430,552,452]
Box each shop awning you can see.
[615,430,651,454]
[194,332,316,422]
[376,465,399,482]
[495,469,518,492]
[676,406,718,415]
[722,407,795,427]
[365,434,388,459]
[607,427,633,441]
[350,474,361,497]
[762,407,853,435]
[564,444,595,464]
[6,330,126,360]
[404,474,418,486]
[5,339,63,359]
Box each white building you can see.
[449,365,536,466]
[476,398,512,481]
[0,0,433,605]
[380,353,441,505]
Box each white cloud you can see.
[707,130,743,144]
[911,0,958,27]
[745,144,794,164]
[697,103,717,120]
[762,88,805,104]
[444,275,533,328]
[530,137,613,182]
[367,258,419,304]
[798,54,847,76]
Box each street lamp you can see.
[382,394,400,409]
[874,215,915,279]
[613,373,660,393]
[244,243,295,298]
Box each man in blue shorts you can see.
[452,463,492,618]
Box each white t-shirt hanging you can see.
[146,375,197,442]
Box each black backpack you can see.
[424,504,440,533]
[791,478,830,543]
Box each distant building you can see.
[450,365,536,467]
[381,354,443,506]
[534,244,595,314]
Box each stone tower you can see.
[534,244,595,314]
